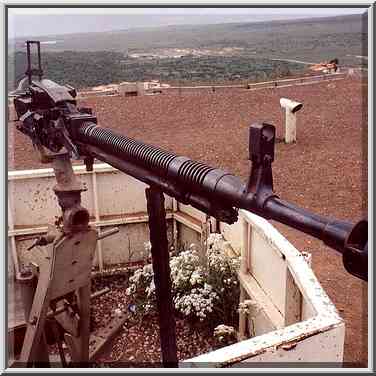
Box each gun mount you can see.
[10,40,368,367]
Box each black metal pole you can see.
[145,187,178,367]
[26,42,32,85]
[37,42,42,81]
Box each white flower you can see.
[126,232,241,325]
[125,284,136,296]
[238,299,261,315]
[144,241,152,252]
[214,324,236,342]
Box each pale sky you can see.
[8,7,367,39]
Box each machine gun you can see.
[11,41,368,367]
[13,41,368,281]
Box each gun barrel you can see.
[76,122,245,202]
[75,122,356,255]
[263,197,353,252]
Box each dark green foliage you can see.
[7,14,367,90]
[8,51,303,90]
[8,50,126,90]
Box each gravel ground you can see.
[48,274,218,366]
[91,274,217,366]
[9,76,368,366]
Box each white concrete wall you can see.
[184,210,345,366]
[8,164,174,275]
[8,166,345,365]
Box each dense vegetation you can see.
[9,50,126,89]
[8,51,305,90]
[8,13,367,90]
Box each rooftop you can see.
[8,75,367,365]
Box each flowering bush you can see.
[126,234,240,330]
[238,299,260,316]
[174,283,219,321]
[213,324,237,345]
[206,234,240,326]
[169,248,205,292]
[125,263,155,316]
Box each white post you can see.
[8,182,20,279]
[285,109,297,143]
[280,98,303,144]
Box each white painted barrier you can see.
[8,164,211,278]
[8,164,174,277]
[8,166,344,365]
[183,210,345,366]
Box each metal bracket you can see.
[246,123,279,217]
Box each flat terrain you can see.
[8,76,368,365]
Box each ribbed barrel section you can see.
[177,159,216,186]
[77,122,177,174]
[76,123,238,198]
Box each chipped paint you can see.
[183,210,344,366]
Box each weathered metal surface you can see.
[89,310,128,361]
[13,153,99,367]
[8,164,172,228]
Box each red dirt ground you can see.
[8,76,368,366]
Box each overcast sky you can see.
[8,7,366,39]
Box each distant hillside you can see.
[8,51,306,90]
[8,13,367,90]
[10,13,367,58]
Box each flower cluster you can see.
[238,299,261,315]
[174,283,219,321]
[126,263,153,294]
[125,263,156,316]
[213,324,237,343]
[207,234,240,282]
[140,241,152,261]
[126,233,241,329]
[169,248,204,291]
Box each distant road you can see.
[270,57,316,65]
[346,54,368,59]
